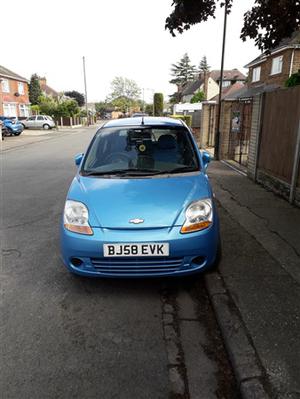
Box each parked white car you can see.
[22,115,56,130]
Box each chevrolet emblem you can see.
[129,218,144,224]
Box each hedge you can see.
[170,114,192,127]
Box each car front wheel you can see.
[43,124,50,130]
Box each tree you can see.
[154,93,164,116]
[165,0,300,51]
[190,90,205,103]
[170,53,197,86]
[64,90,85,107]
[95,101,112,117]
[38,95,57,116]
[57,99,79,117]
[37,95,79,118]
[29,74,42,105]
[199,56,210,73]
[108,77,141,113]
[111,96,131,113]
[285,70,300,87]
[108,77,141,101]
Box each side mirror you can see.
[74,153,84,166]
[202,151,211,170]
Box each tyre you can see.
[43,124,50,130]
[14,131,22,136]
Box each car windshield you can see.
[82,126,200,176]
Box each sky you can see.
[1,0,260,103]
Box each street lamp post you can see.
[82,56,89,126]
[214,2,228,160]
[142,88,145,112]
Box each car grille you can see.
[90,257,184,275]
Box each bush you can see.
[191,90,205,103]
[285,70,300,87]
[171,114,192,127]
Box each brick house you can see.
[245,31,300,88]
[181,72,219,102]
[39,77,59,99]
[180,69,246,103]
[0,65,30,118]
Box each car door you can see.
[36,115,45,128]
[26,116,36,128]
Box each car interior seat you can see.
[154,134,181,163]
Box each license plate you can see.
[103,243,169,257]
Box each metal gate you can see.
[228,100,252,166]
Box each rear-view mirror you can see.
[202,151,211,170]
[74,153,84,166]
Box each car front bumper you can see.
[60,220,220,278]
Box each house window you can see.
[1,79,10,93]
[19,104,30,117]
[222,80,231,87]
[18,82,25,95]
[3,103,17,117]
[271,56,283,75]
[252,66,261,82]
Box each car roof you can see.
[103,116,184,128]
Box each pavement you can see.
[207,161,300,399]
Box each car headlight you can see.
[181,198,213,233]
[63,200,93,235]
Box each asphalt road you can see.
[1,127,238,399]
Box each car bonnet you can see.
[67,173,212,229]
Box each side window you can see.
[28,116,36,121]
[252,66,261,82]
[271,56,283,75]
[1,79,10,93]
[37,116,44,121]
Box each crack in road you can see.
[1,248,22,257]
[3,212,62,230]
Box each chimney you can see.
[39,77,47,86]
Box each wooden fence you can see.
[251,86,300,205]
[258,87,300,184]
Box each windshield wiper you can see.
[82,168,163,177]
[164,166,199,174]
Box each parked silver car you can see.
[22,115,56,130]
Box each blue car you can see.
[0,116,24,136]
[60,117,220,278]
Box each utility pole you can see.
[82,56,89,126]
[214,2,228,160]
[142,88,145,112]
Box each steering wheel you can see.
[104,152,132,164]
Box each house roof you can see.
[210,82,245,102]
[245,31,300,68]
[210,69,246,82]
[39,81,59,97]
[0,65,28,82]
[181,78,204,96]
[224,83,281,101]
